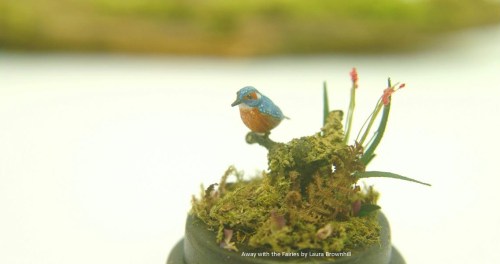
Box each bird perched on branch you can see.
[231,86,287,134]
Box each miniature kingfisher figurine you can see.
[231,86,286,134]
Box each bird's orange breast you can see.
[239,107,281,133]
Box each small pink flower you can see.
[350,67,359,88]
[381,83,406,105]
[382,87,394,105]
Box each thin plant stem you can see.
[355,98,379,142]
[359,78,393,165]
[360,100,391,165]
[357,99,383,147]
[343,82,356,144]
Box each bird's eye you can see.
[245,95,253,100]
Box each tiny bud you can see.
[223,229,233,242]
[350,67,359,88]
[220,229,238,251]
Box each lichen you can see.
[191,110,381,257]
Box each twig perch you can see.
[245,132,278,150]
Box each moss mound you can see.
[192,111,381,255]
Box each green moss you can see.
[191,111,380,256]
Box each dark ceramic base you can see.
[167,239,405,264]
[168,212,404,264]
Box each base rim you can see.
[167,239,405,264]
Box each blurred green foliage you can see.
[1,0,499,55]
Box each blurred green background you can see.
[1,0,499,56]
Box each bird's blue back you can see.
[258,95,285,120]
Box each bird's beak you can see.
[231,98,241,107]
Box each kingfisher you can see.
[231,86,286,134]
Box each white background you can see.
[1,25,500,263]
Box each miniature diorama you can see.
[168,68,430,264]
